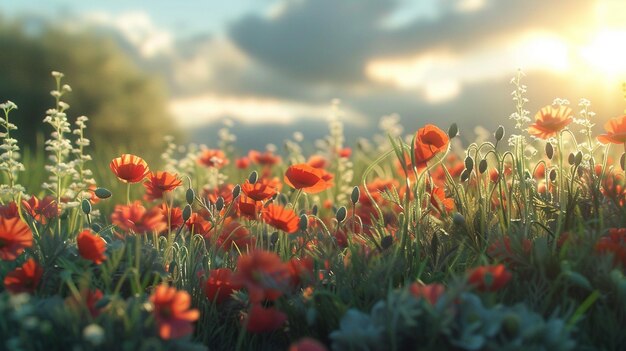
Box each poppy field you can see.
[1,71,625,351]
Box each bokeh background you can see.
[1,0,625,153]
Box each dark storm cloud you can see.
[228,0,596,83]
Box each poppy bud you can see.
[311,205,318,216]
[299,214,308,232]
[460,169,470,182]
[568,153,575,165]
[464,156,474,173]
[381,235,393,250]
[621,153,626,171]
[232,184,241,198]
[452,212,466,226]
[182,204,192,221]
[335,206,347,223]
[81,198,92,215]
[545,142,554,159]
[574,151,582,166]
[216,196,224,211]
[351,186,360,205]
[186,188,195,205]
[248,171,258,184]
[494,125,505,142]
[94,188,112,199]
[448,123,459,139]
[478,159,488,173]
[270,231,279,244]
[278,193,288,206]
[549,169,557,182]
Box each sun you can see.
[579,29,626,80]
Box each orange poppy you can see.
[467,264,512,292]
[429,186,454,213]
[143,171,182,201]
[248,150,282,167]
[232,250,291,303]
[409,283,446,305]
[595,228,626,267]
[287,257,314,288]
[205,268,240,304]
[236,156,251,169]
[186,212,213,237]
[597,115,626,145]
[289,338,328,351]
[237,195,262,219]
[284,163,333,194]
[307,155,328,169]
[413,124,449,168]
[0,216,33,261]
[244,304,287,333]
[110,201,167,234]
[66,288,104,318]
[0,201,19,219]
[160,204,184,231]
[198,149,229,168]
[241,178,278,202]
[150,284,200,340]
[76,229,107,264]
[21,195,59,224]
[213,218,255,250]
[203,183,234,204]
[3,258,43,294]
[527,105,573,139]
[110,154,150,183]
[262,204,299,234]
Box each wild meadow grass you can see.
[0,71,625,350]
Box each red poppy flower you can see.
[263,204,299,234]
[487,237,532,266]
[236,157,250,169]
[232,250,290,303]
[3,258,43,294]
[0,217,33,261]
[248,150,282,167]
[214,218,255,250]
[77,229,107,264]
[289,338,328,351]
[150,284,200,340]
[186,212,213,237]
[429,186,454,213]
[284,164,333,194]
[205,268,240,304]
[595,228,626,267]
[66,289,104,318]
[244,304,287,333]
[409,283,446,305]
[0,202,19,219]
[109,154,150,183]
[241,178,278,202]
[110,201,167,234]
[528,105,573,139]
[288,257,314,288]
[413,124,449,168]
[237,195,262,219]
[203,183,234,204]
[467,264,512,292]
[160,204,184,231]
[307,155,328,169]
[143,171,183,201]
[198,149,229,168]
[21,195,58,224]
[337,147,352,158]
[598,115,626,145]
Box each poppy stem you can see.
[126,183,131,205]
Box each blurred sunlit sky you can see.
[2,0,626,146]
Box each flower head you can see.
[21,195,58,224]
[527,105,573,139]
[77,229,107,264]
[143,171,183,201]
[241,178,278,202]
[232,250,290,303]
[205,268,240,304]
[409,283,446,305]
[262,204,299,234]
[244,304,287,333]
[109,154,150,183]
[111,201,167,234]
[4,258,43,294]
[0,217,33,261]
[597,115,626,145]
[467,264,512,292]
[413,124,449,168]
[284,163,333,194]
[198,149,229,168]
[150,285,200,340]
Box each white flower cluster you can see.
[0,100,26,200]
[375,113,404,152]
[69,115,96,202]
[320,99,353,204]
[509,70,530,130]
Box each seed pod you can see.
[299,214,308,232]
[185,188,195,205]
[381,235,393,250]
[478,159,488,173]
[335,206,347,223]
[494,125,505,142]
[464,156,474,172]
[574,151,583,166]
[81,199,91,215]
[351,186,360,205]
[621,153,626,171]
[549,169,557,182]
[182,204,192,221]
[278,193,288,206]
[248,171,258,184]
[545,142,554,159]
[216,196,224,211]
[311,204,318,216]
[448,123,459,139]
[232,184,241,198]
[567,153,575,165]
[94,188,112,199]
[270,231,279,244]
[460,169,471,182]
[452,212,466,226]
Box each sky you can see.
[2,0,626,147]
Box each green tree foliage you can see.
[0,17,177,157]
